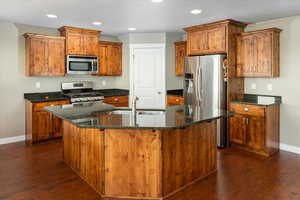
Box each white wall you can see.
[245,16,300,148]
[0,21,119,139]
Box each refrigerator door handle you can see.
[199,66,203,102]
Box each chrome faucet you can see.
[132,96,139,114]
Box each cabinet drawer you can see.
[104,96,128,104]
[230,103,265,117]
[167,96,184,106]
[33,100,69,112]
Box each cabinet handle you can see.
[246,118,249,125]
[176,99,179,102]
[244,107,249,112]
[114,98,119,102]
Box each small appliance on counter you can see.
[184,54,228,148]
[62,81,104,104]
[66,55,98,75]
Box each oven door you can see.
[67,56,98,75]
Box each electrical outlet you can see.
[102,80,106,87]
[267,84,273,91]
[251,83,257,90]
[35,82,41,89]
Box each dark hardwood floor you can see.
[1,140,300,200]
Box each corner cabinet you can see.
[175,41,187,76]
[59,26,101,56]
[25,100,70,145]
[229,103,280,156]
[236,28,281,77]
[23,33,65,76]
[97,41,122,76]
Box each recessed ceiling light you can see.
[190,9,202,15]
[128,28,136,31]
[93,21,102,26]
[46,14,58,19]
[151,0,164,3]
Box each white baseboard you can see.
[0,135,25,145]
[280,143,300,155]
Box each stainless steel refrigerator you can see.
[184,54,227,148]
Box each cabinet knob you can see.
[244,107,249,112]
[114,98,119,102]
[176,99,179,102]
[51,104,54,106]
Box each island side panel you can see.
[104,129,162,198]
[161,120,217,197]
[63,121,104,194]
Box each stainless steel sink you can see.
[107,110,164,115]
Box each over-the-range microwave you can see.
[66,55,98,75]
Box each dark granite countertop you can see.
[45,102,232,129]
[231,94,282,106]
[24,92,69,103]
[167,89,183,97]
[24,89,129,103]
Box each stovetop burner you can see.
[61,81,104,103]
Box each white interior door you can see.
[130,44,166,109]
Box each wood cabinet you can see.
[229,103,280,156]
[103,96,128,107]
[167,96,184,106]
[237,28,281,77]
[97,41,122,76]
[59,26,101,56]
[25,100,69,144]
[184,21,237,55]
[175,41,187,76]
[24,33,65,76]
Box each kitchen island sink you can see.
[45,102,231,199]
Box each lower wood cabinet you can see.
[167,96,184,106]
[25,100,69,144]
[103,96,128,107]
[229,103,280,156]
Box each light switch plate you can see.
[251,83,257,90]
[267,84,273,91]
[35,82,41,88]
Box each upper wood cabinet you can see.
[23,33,65,76]
[97,41,122,76]
[59,26,101,56]
[236,28,281,77]
[174,41,187,76]
[184,20,246,55]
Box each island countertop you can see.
[45,102,232,129]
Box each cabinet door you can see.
[229,114,247,145]
[188,30,207,55]
[110,44,122,75]
[52,115,63,138]
[33,112,52,141]
[175,42,186,76]
[98,44,109,75]
[247,116,265,151]
[29,37,48,75]
[255,33,272,76]
[67,32,84,55]
[47,38,65,76]
[237,35,255,77]
[83,34,98,56]
[207,26,226,53]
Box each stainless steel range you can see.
[62,81,104,104]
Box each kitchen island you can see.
[45,102,230,199]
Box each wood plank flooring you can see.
[0,140,300,200]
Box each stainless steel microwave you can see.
[66,55,98,75]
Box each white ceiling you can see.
[1,0,300,35]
